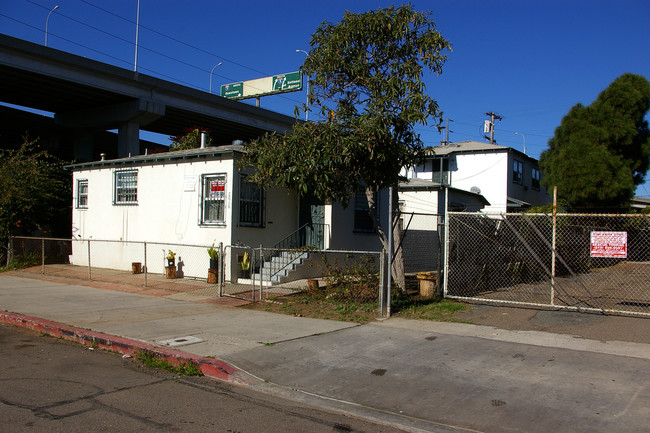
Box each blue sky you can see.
[1,0,649,196]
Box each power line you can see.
[5,4,306,106]
[77,0,271,77]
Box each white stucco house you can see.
[67,144,389,281]
[403,140,551,214]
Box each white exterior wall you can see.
[403,151,509,213]
[70,156,300,278]
[72,158,236,245]
[400,189,440,214]
[405,148,550,213]
[450,152,509,213]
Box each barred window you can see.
[77,179,88,208]
[239,176,264,227]
[114,170,137,204]
[201,174,226,225]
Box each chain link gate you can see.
[444,212,650,317]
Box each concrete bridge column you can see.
[118,121,140,157]
[72,130,95,162]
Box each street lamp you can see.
[514,132,526,155]
[296,49,309,121]
[45,5,59,47]
[209,62,223,94]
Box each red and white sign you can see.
[209,180,225,199]
[590,231,627,258]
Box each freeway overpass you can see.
[0,34,296,160]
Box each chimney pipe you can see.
[200,130,207,149]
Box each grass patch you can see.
[242,292,380,324]
[392,297,470,321]
[134,350,203,376]
[241,289,469,325]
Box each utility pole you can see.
[484,112,503,144]
[440,118,453,145]
[445,118,453,145]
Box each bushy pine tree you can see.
[540,73,650,211]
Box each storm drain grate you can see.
[157,336,203,347]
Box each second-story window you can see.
[513,160,523,184]
[532,168,540,190]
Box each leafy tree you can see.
[169,127,212,151]
[242,5,451,290]
[0,135,69,261]
[540,73,650,210]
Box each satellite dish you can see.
[470,186,481,194]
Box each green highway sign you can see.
[220,71,302,100]
[272,71,302,92]
[220,82,243,99]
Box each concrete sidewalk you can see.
[1,274,649,433]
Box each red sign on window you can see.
[590,231,627,258]
[209,180,225,199]
[210,180,224,191]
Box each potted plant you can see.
[166,250,176,267]
[207,243,220,270]
[207,242,220,284]
[165,250,177,279]
[240,251,250,278]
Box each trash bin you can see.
[416,272,437,298]
[131,262,142,274]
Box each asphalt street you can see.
[0,323,408,432]
[1,273,649,432]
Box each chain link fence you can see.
[7,237,384,305]
[224,245,383,303]
[7,237,225,298]
[398,212,443,294]
[446,212,650,317]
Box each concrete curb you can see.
[0,311,456,433]
[0,311,249,384]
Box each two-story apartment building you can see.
[404,140,550,213]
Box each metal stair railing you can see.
[259,223,327,283]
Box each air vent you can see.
[470,186,481,194]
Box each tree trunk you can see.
[365,186,406,293]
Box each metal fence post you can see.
[443,209,450,298]
[259,244,264,301]
[6,236,12,267]
[41,238,45,274]
[218,242,223,297]
[251,247,257,299]
[551,186,557,306]
[379,250,385,317]
[87,239,92,280]
[143,241,148,287]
